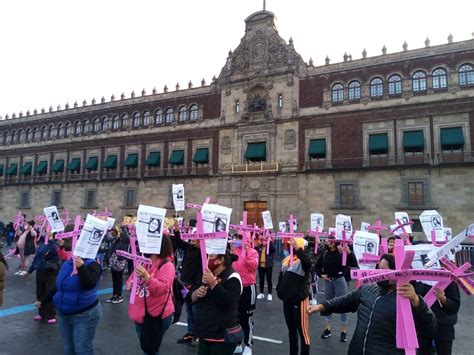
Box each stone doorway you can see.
[244,201,267,226]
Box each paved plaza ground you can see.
[1,250,473,355]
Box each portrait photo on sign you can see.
[52,212,59,221]
[148,217,162,234]
[89,228,103,244]
[214,217,227,232]
[176,189,183,200]
[365,241,376,253]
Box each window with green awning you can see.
[403,130,424,152]
[192,148,209,164]
[168,150,184,166]
[368,133,389,154]
[308,139,326,159]
[244,142,266,162]
[6,164,18,176]
[20,162,32,175]
[51,160,64,173]
[0,164,3,176]
[86,156,98,171]
[67,158,81,172]
[441,127,464,150]
[103,155,117,169]
[124,153,138,168]
[35,161,48,174]
[145,152,161,167]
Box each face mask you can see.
[233,240,242,248]
[207,258,220,272]
[377,280,391,289]
[283,249,290,258]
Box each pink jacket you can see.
[233,247,258,287]
[128,259,175,324]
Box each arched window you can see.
[412,71,427,92]
[331,83,344,103]
[133,112,141,127]
[370,78,383,97]
[25,129,30,142]
[56,124,63,137]
[11,130,17,144]
[122,114,129,127]
[102,116,109,130]
[83,120,90,133]
[178,106,187,122]
[32,128,38,140]
[18,130,23,142]
[66,122,72,136]
[189,104,199,120]
[432,68,447,89]
[143,111,150,126]
[3,132,9,144]
[388,74,402,96]
[40,126,47,139]
[459,64,474,86]
[154,109,163,124]
[112,115,120,129]
[348,81,361,101]
[165,108,174,123]
[48,124,54,138]
[75,121,82,135]
[93,118,100,132]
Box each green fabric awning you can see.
[34,161,48,174]
[6,163,18,176]
[67,158,81,172]
[403,130,424,149]
[86,156,98,171]
[0,164,3,176]
[368,134,389,154]
[441,127,464,147]
[51,160,64,173]
[145,152,161,167]
[20,162,32,175]
[308,139,326,158]
[124,153,139,168]
[168,150,184,165]
[244,142,266,162]
[103,155,117,169]
[192,148,209,164]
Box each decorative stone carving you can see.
[221,136,231,155]
[284,129,296,150]
[249,180,261,190]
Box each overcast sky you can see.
[1,0,473,117]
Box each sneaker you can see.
[242,346,252,355]
[189,337,199,347]
[33,315,42,321]
[340,332,347,342]
[15,271,23,275]
[267,294,273,301]
[321,329,332,339]
[310,298,318,305]
[105,296,116,303]
[112,296,124,304]
[177,333,193,344]
[256,293,265,300]
[47,319,57,324]
[19,271,27,276]
[234,345,243,353]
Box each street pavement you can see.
[1,250,473,355]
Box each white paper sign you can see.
[106,217,116,230]
[420,210,444,242]
[262,211,273,230]
[390,224,403,236]
[353,231,380,270]
[201,203,232,254]
[43,206,65,233]
[360,222,371,232]
[310,213,324,231]
[172,184,185,212]
[136,204,167,254]
[395,212,412,233]
[335,214,352,239]
[289,218,297,231]
[74,214,108,259]
[278,222,287,232]
[444,228,452,241]
[328,227,336,236]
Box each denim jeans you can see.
[186,301,197,334]
[324,277,348,324]
[57,302,102,355]
[135,314,173,355]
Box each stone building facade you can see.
[1,11,473,234]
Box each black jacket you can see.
[175,233,203,298]
[255,241,276,268]
[413,281,460,341]
[276,248,312,304]
[193,267,242,340]
[105,233,130,262]
[315,246,358,279]
[321,284,436,355]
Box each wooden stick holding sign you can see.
[276,215,304,266]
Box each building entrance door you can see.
[244,201,267,226]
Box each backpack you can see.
[158,260,185,324]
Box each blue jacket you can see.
[28,240,59,274]
[53,258,100,315]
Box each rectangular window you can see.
[84,189,97,208]
[340,184,355,208]
[277,94,283,109]
[125,189,137,208]
[20,191,30,208]
[408,182,424,207]
[52,190,62,207]
[235,100,240,113]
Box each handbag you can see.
[109,252,127,272]
[43,259,59,272]
[223,324,244,344]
